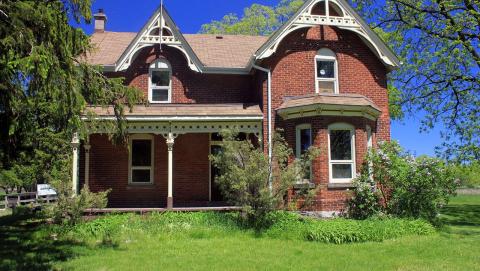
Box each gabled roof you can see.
[254,0,400,69]
[84,0,399,73]
[85,32,267,69]
[115,6,203,72]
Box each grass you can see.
[0,195,479,271]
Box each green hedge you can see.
[264,212,435,243]
[54,211,435,245]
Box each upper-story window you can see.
[315,48,338,94]
[149,59,171,103]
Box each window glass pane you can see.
[132,140,151,167]
[332,164,352,179]
[317,81,335,93]
[132,169,151,183]
[299,128,312,155]
[152,88,169,102]
[330,130,352,160]
[316,60,335,79]
[151,70,170,87]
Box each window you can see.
[315,48,338,94]
[149,59,171,103]
[129,135,154,184]
[328,123,355,183]
[366,125,373,150]
[296,124,312,182]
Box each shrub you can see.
[304,218,435,244]
[45,185,110,225]
[347,163,382,219]
[352,141,458,222]
[449,161,480,188]
[209,130,319,229]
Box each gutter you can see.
[252,64,273,191]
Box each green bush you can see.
[450,161,480,188]
[304,218,435,244]
[348,141,458,222]
[45,185,111,225]
[52,211,435,245]
[347,164,382,219]
[209,130,319,230]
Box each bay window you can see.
[328,123,355,183]
[296,124,312,182]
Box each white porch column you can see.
[84,141,91,188]
[71,132,80,195]
[166,132,175,209]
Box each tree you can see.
[201,0,479,162]
[0,1,143,192]
[209,130,319,228]
[351,0,480,162]
[200,0,304,35]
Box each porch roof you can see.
[84,103,263,121]
[277,93,382,121]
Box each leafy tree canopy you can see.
[0,0,143,191]
[201,0,480,162]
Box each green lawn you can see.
[1,195,479,271]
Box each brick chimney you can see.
[94,9,107,33]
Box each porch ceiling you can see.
[84,103,263,121]
[277,93,381,121]
[83,103,263,136]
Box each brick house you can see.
[74,0,399,215]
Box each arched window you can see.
[149,59,171,103]
[328,123,355,183]
[315,48,339,94]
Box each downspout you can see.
[252,64,272,191]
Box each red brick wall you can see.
[85,133,210,208]
[258,25,390,143]
[88,25,391,212]
[106,46,255,104]
[256,25,390,212]
[281,116,376,212]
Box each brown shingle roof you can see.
[85,104,263,119]
[86,31,137,65]
[277,93,382,112]
[184,34,268,68]
[83,31,268,68]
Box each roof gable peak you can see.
[255,0,400,69]
[115,5,202,72]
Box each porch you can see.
[73,104,263,209]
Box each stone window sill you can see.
[293,182,316,190]
[327,182,356,189]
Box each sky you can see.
[71,0,444,156]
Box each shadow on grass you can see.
[440,196,480,236]
[0,214,85,271]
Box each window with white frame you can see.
[366,125,373,150]
[315,48,338,94]
[129,135,154,184]
[328,123,355,183]
[296,124,312,182]
[149,59,171,103]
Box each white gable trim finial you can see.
[254,0,400,69]
[115,4,202,72]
